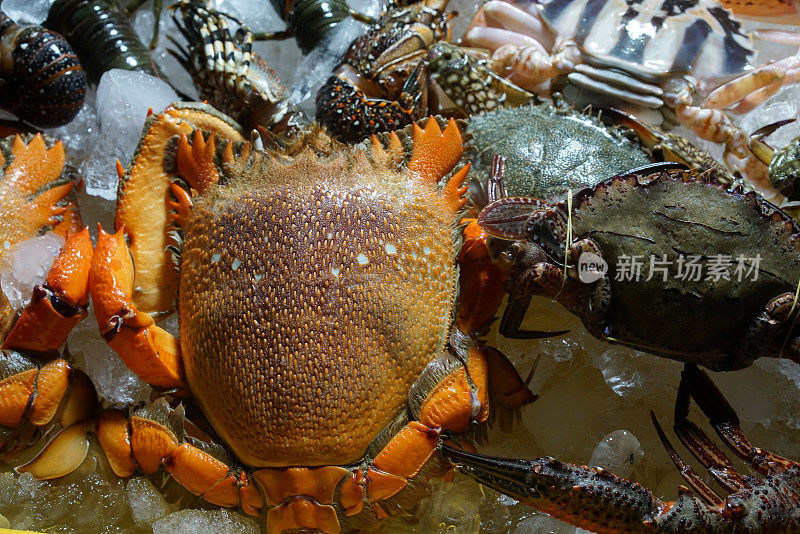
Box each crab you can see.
[444,363,800,532]
[453,97,656,335]
[2,102,547,532]
[423,41,535,116]
[0,133,95,456]
[462,0,794,200]
[315,0,454,142]
[479,157,800,371]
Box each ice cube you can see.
[96,69,179,158]
[592,346,682,399]
[0,232,65,311]
[127,477,170,525]
[44,87,100,166]
[152,509,260,534]
[2,0,55,24]
[737,84,800,144]
[216,0,281,32]
[589,429,645,479]
[290,18,370,114]
[82,69,179,200]
[68,313,151,405]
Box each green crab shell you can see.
[466,103,650,202]
[769,136,800,200]
[570,170,800,370]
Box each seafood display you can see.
[462,0,799,199]
[1,0,800,532]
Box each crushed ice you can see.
[0,232,64,311]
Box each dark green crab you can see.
[480,159,800,371]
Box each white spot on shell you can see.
[210,253,221,263]
[331,267,340,277]
[356,253,369,265]
[385,243,397,255]
[232,258,241,270]
[423,246,431,255]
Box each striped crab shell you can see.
[539,0,754,123]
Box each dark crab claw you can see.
[441,445,663,532]
[614,161,690,179]
[747,118,796,165]
[478,196,550,240]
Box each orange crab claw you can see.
[89,226,185,390]
[3,228,93,354]
[115,103,244,317]
[15,420,93,479]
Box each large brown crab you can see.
[7,103,539,532]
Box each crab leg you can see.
[89,226,185,390]
[678,364,797,477]
[443,364,800,533]
[650,412,726,507]
[94,402,264,515]
[455,218,507,333]
[316,62,428,143]
[465,1,554,51]
[442,445,676,533]
[652,376,751,498]
[0,350,96,457]
[3,228,93,354]
[704,55,800,113]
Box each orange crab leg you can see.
[0,351,96,456]
[337,345,535,519]
[89,226,185,390]
[93,405,263,515]
[3,228,93,354]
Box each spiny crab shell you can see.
[179,131,462,467]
